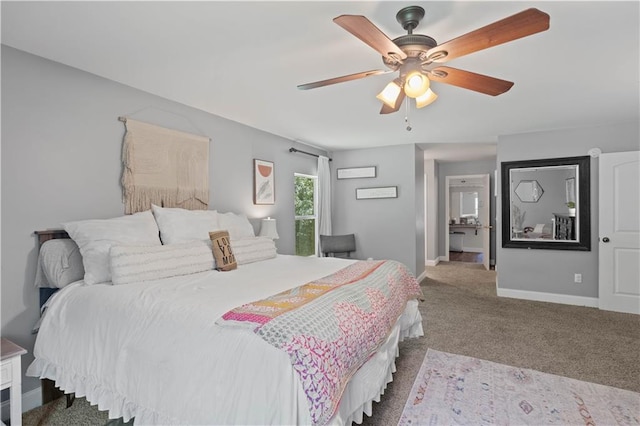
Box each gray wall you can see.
[496,121,640,297]
[424,160,439,263]
[413,145,426,275]
[437,159,497,262]
[331,144,425,276]
[1,46,326,395]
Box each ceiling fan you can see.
[298,6,550,114]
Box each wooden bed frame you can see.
[34,229,75,407]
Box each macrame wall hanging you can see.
[121,118,210,214]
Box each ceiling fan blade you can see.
[334,15,407,62]
[380,90,406,114]
[425,8,550,63]
[297,70,391,90]
[428,66,514,96]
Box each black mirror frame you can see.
[501,155,591,251]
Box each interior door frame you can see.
[445,174,491,269]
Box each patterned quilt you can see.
[218,260,424,425]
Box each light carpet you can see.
[399,349,640,426]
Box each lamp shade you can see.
[376,80,402,108]
[415,88,438,108]
[258,217,279,239]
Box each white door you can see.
[599,151,640,314]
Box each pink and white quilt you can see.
[219,260,424,425]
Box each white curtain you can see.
[317,155,332,256]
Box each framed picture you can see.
[254,159,275,205]
[355,186,398,200]
[337,166,377,179]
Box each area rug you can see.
[398,349,640,425]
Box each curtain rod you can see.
[289,147,332,161]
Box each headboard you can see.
[35,229,69,243]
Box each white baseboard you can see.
[1,386,41,421]
[462,247,483,253]
[497,288,599,308]
[425,258,440,267]
[416,269,428,282]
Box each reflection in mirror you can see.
[460,191,478,217]
[512,167,575,240]
[501,156,591,251]
[514,180,544,202]
[450,189,479,224]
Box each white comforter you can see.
[28,255,423,425]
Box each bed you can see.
[28,207,424,425]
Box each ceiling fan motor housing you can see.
[383,6,438,70]
[383,34,438,70]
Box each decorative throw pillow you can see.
[110,240,214,285]
[209,230,237,271]
[231,237,277,265]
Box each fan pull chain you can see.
[404,97,412,131]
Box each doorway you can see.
[445,174,491,270]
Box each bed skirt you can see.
[331,299,423,424]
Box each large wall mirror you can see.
[501,156,591,251]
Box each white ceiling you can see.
[2,1,638,159]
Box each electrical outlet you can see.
[574,273,582,283]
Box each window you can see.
[294,173,317,256]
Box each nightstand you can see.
[1,338,27,426]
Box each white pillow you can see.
[232,237,277,265]
[63,210,161,285]
[110,240,214,285]
[151,204,220,244]
[34,239,85,288]
[217,212,255,240]
[533,223,546,234]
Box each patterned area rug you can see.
[399,349,640,425]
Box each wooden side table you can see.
[1,338,27,426]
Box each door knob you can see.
[602,237,610,243]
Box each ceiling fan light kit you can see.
[415,88,438,109]
[403,70,430,98]
[376,80,402,108]
[298,5,550,122]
